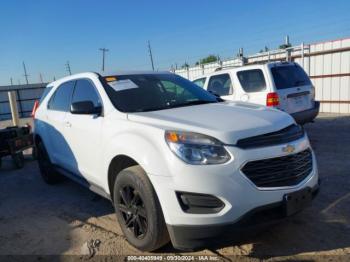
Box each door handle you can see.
[65,121,72,128]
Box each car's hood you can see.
[127,102,295,144]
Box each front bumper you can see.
[147,135,319,249]
[291,101,320,124]
[167,181,320,250]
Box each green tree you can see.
[195,55,218,65]
[279,43,292,49]
[181,63,189,69]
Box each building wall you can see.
[0,84,46,120]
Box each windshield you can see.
[271,64,311,90]
[101,73,219,112]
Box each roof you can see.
[97,70,171,77]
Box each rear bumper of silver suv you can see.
[291,101,320,124]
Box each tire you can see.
[32,146,38,160]
[12,152,24,169]
[37,141,62,184]
[113,165,169,251]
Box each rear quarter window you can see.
[271,65,311,90]
[207,73,233,96]
[237,69,266,93]
[39,86,53,105]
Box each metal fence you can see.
[0,83,46,120]
[175,37,350,114]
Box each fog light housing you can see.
[176,192,225,214]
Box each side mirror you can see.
[71,101,102,115]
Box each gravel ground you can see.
[0,114,349,261]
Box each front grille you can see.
[241,149,313,188]
[236,124,304,149]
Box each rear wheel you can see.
[37,141,62,184]
[12,152,24,169]
[113,165,169,251]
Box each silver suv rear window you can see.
[237,69,266,93]
[271,65,311,90]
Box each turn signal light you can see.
[266,92,279,107]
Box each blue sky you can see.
[0,0,350,85]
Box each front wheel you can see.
[113,165,169,251]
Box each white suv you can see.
[34,71,320,251]
[193,62,320,124]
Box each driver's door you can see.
[63,78,103,183]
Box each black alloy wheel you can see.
[118,185,148,239]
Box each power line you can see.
[148,41,155,71]
[99,48,109,71]
[22,61,29,85]
[65,61,72,75]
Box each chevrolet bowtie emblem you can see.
[282,145,295,153]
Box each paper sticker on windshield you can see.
[108,79,139,92]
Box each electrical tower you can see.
[148,41,155,71]
[99,48,109,71]
[22,62,29,85]
[65,61,72,75]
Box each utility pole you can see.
[65,61,72,75]
[285,35,290,46]
[10,77,13,85]
[99,48,109,71]
[148,41,155,71]
[39,73,43,83]
[22,61,29,85]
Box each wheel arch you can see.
[107,154,139,201]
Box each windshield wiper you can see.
[133,100,217,113]
[170,100,218,109]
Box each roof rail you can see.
[214,64,242,71]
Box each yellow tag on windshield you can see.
[105,76,117,82]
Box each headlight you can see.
[165,131,231,165]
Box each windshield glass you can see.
[101,73,219,112]
[271,64,311,90]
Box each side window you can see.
[193,77,206,88]
[207,74,233,96]
[48,81,75,111]
[237,69,266,93]
[72,79,102,108]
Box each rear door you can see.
[45,81,75,166]
[270,64,314,114]
[236,69,268,105]
[206,73,235,100]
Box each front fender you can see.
[100,129,172,193]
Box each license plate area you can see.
[287,92,311,113]
[283,187,312,216]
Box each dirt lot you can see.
[0,114,350,261]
